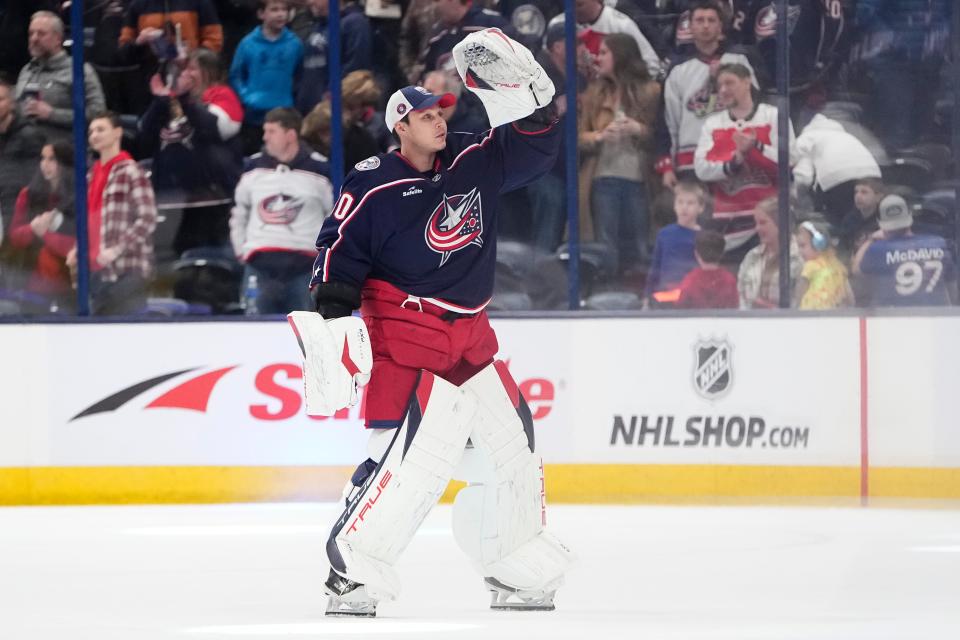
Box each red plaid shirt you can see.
[87,157,157,281]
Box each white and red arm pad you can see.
[287,311,372,416]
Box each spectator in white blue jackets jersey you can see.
[230,108,333,314]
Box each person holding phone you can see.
[15,11,106,144]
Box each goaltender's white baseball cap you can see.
[385,85,456,132]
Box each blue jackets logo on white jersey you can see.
[425,188,484,266]
[258,193,304,224]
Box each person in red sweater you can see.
[66,112,157,315]
[676,229,739,309]
[7,141,76,311]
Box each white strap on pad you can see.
[287,311,372,416]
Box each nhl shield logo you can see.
[693,339,733,399]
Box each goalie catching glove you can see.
[288,311,372,416]
[453,28,555,128]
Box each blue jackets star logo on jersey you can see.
[755,3,801,40]
[425,188,484,266]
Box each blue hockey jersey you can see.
[859,234,955,307]
[310,122,559,312]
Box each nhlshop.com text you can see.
[610,415,810,449]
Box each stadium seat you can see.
[899,143,953,182]
[555,242,617,298]
[488,292,533,311]
[915,187,957,242]
[583,291,642,311]
[141,298,195,316]
[172,247,243,314]
[0,299,21,316]
[496,240,543,279]
[883,156,935,193]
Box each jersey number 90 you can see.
[823,0,843,19]
[332,193,355,221]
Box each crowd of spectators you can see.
[0,0,955,315]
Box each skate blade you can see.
[485,577,557,612]
[489,590,557,612]
[324,569,378,617]
[491,602,556,612]
[325,601,377,617]
[325,608,377,617]
[325,594,377,618]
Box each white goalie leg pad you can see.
[327,371,477,602]
[338,429,396,505]
[452,361,574,591]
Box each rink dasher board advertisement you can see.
[504,317,861,466]
[2,316,960,504]
[867,316,960,468]
[0,318,860,467]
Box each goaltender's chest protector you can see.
[379,145,499,274]
[312,126,559,310]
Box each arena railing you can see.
[1,1,957,320]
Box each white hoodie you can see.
[793,114,881,191]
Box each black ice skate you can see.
[324,569,377,617]
[484,577,558,611]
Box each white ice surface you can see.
[1,503,959,639]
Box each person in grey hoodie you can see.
[15,11,106,144]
